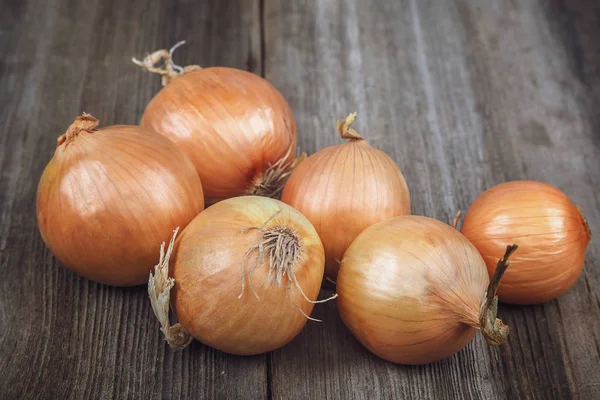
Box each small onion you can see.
[460,180,591,304]
[337,215,516,365]
[148,196,334,355]
[281,113,410,279]
[133,42,301,204]
[36,115,204,286]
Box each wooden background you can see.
[1,0,599,399]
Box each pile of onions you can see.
[133,42,302,204]
[148,196,335,355]
[281,113,410,279]
[460,180,591,304]
[337,215,517,365]
[36,115,205,286]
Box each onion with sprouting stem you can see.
[337,215,517,365]
[133,42,304,204]
[36,114,204,286]
[281,113,411,280]
[148,196,335,355]
[460,180,591,304]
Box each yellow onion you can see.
[337,215,516,365]
[36,115,204,286]
[148,196,334,355]
[133,42,302,204]
[460,180,591,304]
[281,113,410,279]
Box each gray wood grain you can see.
[264,0,600,399]
[1,0,600,399]
[0,0,267,399]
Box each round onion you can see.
[337,215,516,365]
[281,113,410,279]
[133,43,300,204]
[148,196,334,355]
[36,115,204,286]
[460,180,591,304]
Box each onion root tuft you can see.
[248,145,307,198]
[239,209,337,322]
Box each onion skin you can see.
[140,67,296,203]
[170,196,324,355]
[281,114,410,279]
[36,116,204,286]
[461,180,591,304]
[338,216,491,365]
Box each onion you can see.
[133,42,302,204]
[36,115,204,286]
[460,180,591,304]
[281,113,410,279]
[337,215,517,365]
[148,196,335,355]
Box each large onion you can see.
[148,196,333,355]
[36,115,204,286]
[281,113,410,279]
[337,215,516,365]
[134,43,300,204]
[460,180,591,304]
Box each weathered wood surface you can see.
[0,0,599,399]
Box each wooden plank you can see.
[0,0,266,399]
[264,0,600,399]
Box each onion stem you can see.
[451,210,462,230]
[57,114,99,146]
[133,41,201,86]
[148,228,192,349]
[479,244,518,345]
[336,112,364,140]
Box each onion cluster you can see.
[35,40,591,363]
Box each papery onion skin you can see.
[140,67,297,203]
[461,180,591,304]
[170,196,325,355]
[337,216,490,365]
[281,114,410,279]
[36,116,204,286]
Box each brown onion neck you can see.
[336,112,364,141]
[479,244,518,345]
[148,227,193,349]
[451,210,462,230]
[132,41,201,86]
[57,114,99,146]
